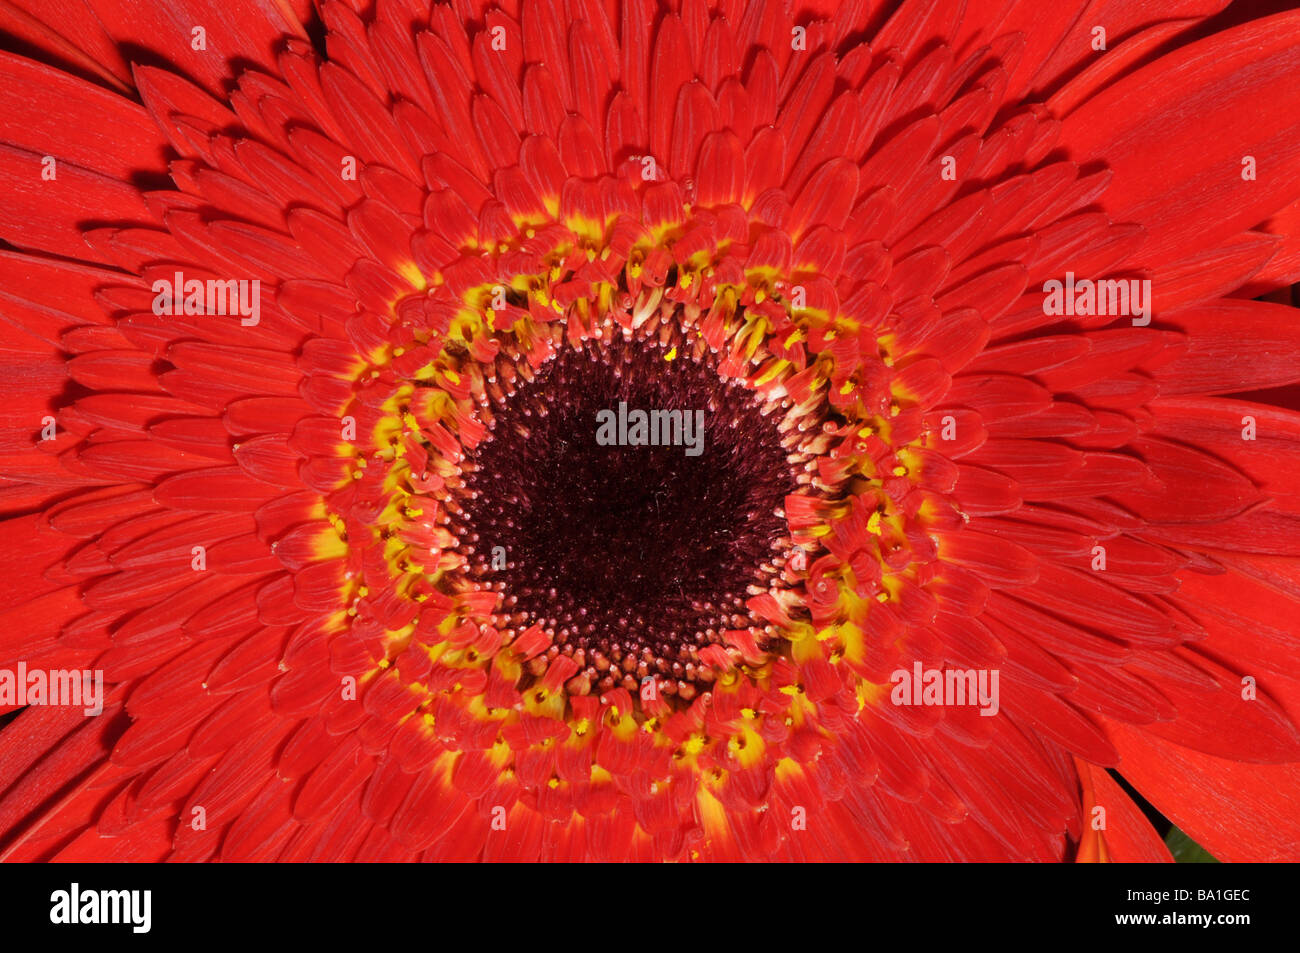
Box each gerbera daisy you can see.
[1,0,1299,863]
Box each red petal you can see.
[1061,11,1300,268]
[1108,720,1300,861]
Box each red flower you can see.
[1,0,1299,862]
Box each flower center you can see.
[446,317,800,701]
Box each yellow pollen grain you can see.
[664,346,677,361]
[839,380,854,395]
[867,511,883,535]
[892,465,907,476]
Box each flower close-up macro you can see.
[1,0,1299,866]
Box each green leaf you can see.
[1166,826,1219,863]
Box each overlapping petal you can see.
[0,0,1297,862]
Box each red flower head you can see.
[1,0,1299,862]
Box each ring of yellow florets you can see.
[295,176,956,797]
